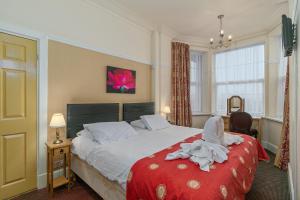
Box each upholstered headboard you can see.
[123,102,154,122]
[67,103,119,138]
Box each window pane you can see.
[215,44,265,116]
[190,51,202,114]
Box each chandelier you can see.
[209,15,232,49]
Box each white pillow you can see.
[72,135,98,160]
[76,129,94,140]
[140,115,171,130]
[130,119,147,129]
[83,121,138,144]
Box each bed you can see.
[68,102,267,200]
[68,102,155,200]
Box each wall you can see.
[0,0,153,64]
[48,40,152,141]
[192,115,211,128]
[158,32,173,114]
[261,118,282,153]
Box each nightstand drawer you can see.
[53,147,69,158]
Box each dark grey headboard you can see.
[123,102,154,122]
[67,103,119,138]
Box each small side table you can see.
[46,139,72,196]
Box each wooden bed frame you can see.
[67,102,154,200]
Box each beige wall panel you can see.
[3,43,26,61]
[3,133,26,184]
[262,119,282,147]
[191,115,210,129]
[48,40,152,140]
[1,69,26,118]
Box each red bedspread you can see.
[126,133,269,200]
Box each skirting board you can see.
[288,163,295,200]
[261,140,278,154]
[37,168,65,189]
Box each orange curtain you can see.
[170,42,192,127]
[274,60,289,170]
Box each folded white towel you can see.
[224,132,244,146]
[202,116,225,146]
[203,116,244,147]
[165,140,229,172]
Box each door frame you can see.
[0,23,48,189]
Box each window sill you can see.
[262,116,283,123]
[192,113,212,116]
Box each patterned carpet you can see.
[246,151,290,200]
[12,152,289,200]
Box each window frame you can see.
[190,50,204,115]
[213,43,266,117]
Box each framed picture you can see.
[106,66,136,94]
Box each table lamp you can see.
[163,106,171,120]
[50,113,66,144]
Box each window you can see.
[277,38,288,119]
[214,44,265,116]
[190,51,203,114]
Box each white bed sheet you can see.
[72,125,202,189]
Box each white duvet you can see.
[72,125,201,189]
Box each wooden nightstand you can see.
[46,139,72,196]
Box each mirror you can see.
[227,96,245,115]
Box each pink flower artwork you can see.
[106,66,136,94]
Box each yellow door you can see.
[0,32,37,199]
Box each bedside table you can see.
[46,139,72,196]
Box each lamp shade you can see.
[163,106,171,114]
[50,113,66,128]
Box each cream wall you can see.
[0,0,153,64]
[261,119,282,153]
[159,33,173,114]
[192,115,211,129]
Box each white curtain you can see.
[214,44,265,116]
[190,51,202,114]
[277,38,288,119]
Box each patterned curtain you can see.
[274,60,289,170]
[170,42,192,127]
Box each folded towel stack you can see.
[165,140,229,171]
[165,116,244,171]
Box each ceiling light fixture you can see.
[209,15,232,49]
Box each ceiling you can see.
[109,0,288,40]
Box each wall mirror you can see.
[227,96,245,115]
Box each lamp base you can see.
[53,139,63,144]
